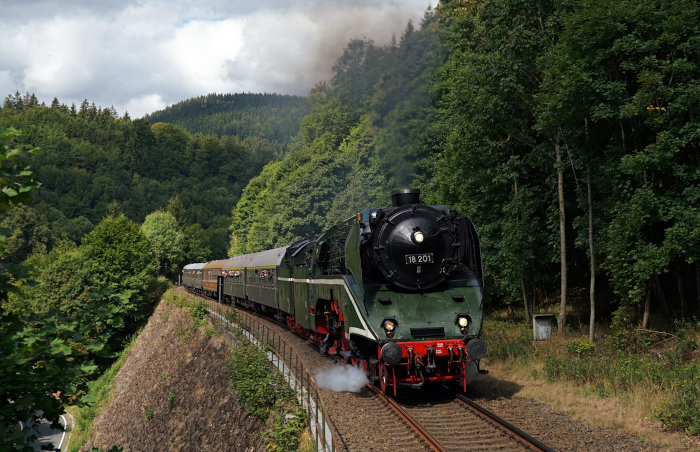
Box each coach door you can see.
[293,245,313,330]
[217,275,224,303]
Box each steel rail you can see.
[366,384,448,452]
[453,393,556,452]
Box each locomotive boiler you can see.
[182,189,486,394]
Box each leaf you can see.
[80,362,98,374]
[2,186,18,197]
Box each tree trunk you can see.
[556,139,568,333]
[514,177,530,321]
[507,304,515,322]
[696,262,700,313]
[521,279,530,320]
[586,166,596,342]
[641,283,652,329]
[677,270,687,317]
[537,286,545,312]
[653,274,671,318]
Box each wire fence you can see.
[202,297,348,452]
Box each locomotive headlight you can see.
[412,231,425,244]
[456,315,470,335]
[382,319,397,338]
[383,320,396,331]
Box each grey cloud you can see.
[0,0,437,117]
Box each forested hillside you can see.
[229,0,699,335]
[144,93,309,142]
[0,94,288,261]
[1,0,699,447]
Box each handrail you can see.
[202,297,348,452]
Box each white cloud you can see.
[0,0,438,117]
[164,18,246,93]
[19,16,98,94]
[125,93,167,118]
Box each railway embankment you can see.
[71,294,265,452]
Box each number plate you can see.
[405,253,434,264]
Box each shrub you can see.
[264,403,307,452]
[226,341,291,420]
[480,319,533,360]
[167,388,178,410]
[655,360,700,435]
[565,338,595,356]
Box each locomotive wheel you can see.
[462,362,467,393]
[380,365,388,394]
[379,365,397,396]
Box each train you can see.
[181,188,486,395]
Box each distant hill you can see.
[144,93,309,142]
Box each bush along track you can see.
[225,321,309,452]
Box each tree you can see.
[183,223,211,263]
[81,214,157,331]
[432,0,558,318]
[166,195,187,227]
[140,210,185,277]
[0,204,53,263]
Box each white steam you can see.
[315,364,369,393]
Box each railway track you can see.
[367,383,446,452]
[452,393,555,452]
[367,373,556,452]
[388,385,556,452]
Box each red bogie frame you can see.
[377,339,473,390]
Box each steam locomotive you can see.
[182,189,486,395]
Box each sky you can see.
[0,0,438,118]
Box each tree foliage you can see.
[429,0,700,332]
[143,93,308,142]
[229,12,439,254]
[140,210,185,277]
[0,130,97,450]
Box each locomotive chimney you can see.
[391,188,420,206]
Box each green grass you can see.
[164,288,209,340]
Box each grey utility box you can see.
[532,314,556,340]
